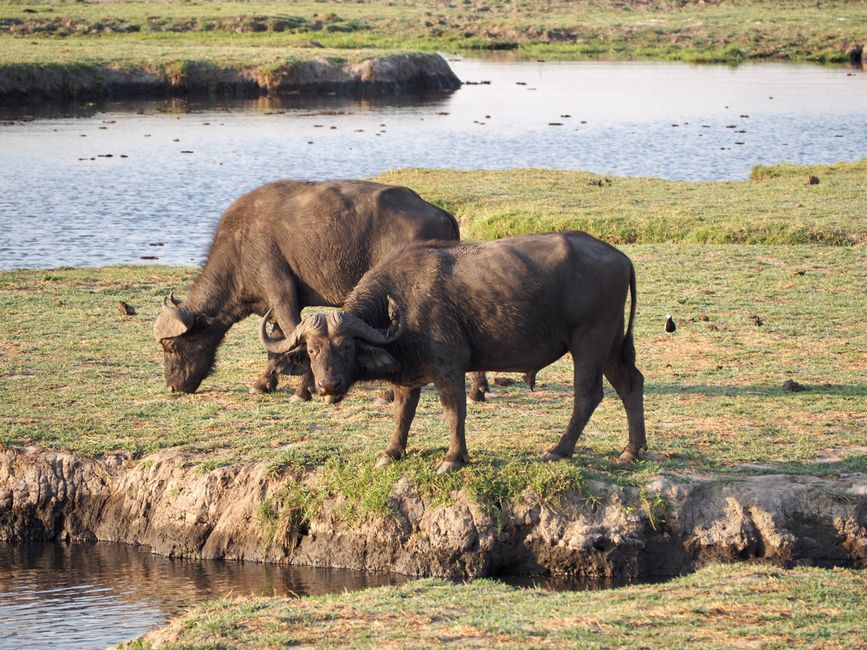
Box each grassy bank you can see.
[127,564,867,648]
[2,163,865,512]
[378,160,867,245]
[1,0,865,73]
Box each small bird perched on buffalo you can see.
[665,315,676,333]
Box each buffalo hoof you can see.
[435,459,466,474]
[617,447,645,463]
[542,450,569,462]
[468,390,486,403]
[374,453,401,468]
[373,389,395,406]
[251,379,277,394]
[291,390,312,403]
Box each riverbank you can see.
[3,446,865,579]
[0,52,460,102]
[128,564,867,648]
[2,0,864,67]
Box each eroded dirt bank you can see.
[1,446,865,579]
[0,53,460,102]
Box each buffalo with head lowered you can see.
[261,231,647,471]
[153,179,489,399]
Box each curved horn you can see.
[169,291,182,307]
[334,296,404,345]
[260,309,309,354]
[154,302,195,341]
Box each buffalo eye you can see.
[339,341,352,351]
[309,347,319,357]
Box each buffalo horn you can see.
[153,296,195,341]
[260,309,309,354]
[334,297,404,345]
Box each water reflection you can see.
[0,91,454,121]
[0,542,410,650]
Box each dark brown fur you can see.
[275,232,648,471]
[156,179,474,396]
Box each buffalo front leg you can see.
[375,385,421,468]
[252,322,312,400]
[252,321,283,394]
[467,371,489,402]
[434,374,470,473]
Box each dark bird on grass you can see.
[118,301,136,316]
[665,315,676,333]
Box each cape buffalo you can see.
[153,179,489,399]
[260,231,647,472]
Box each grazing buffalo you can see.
[260,231,647,472]
[153,179,489,399]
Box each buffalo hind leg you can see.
[603,355,647,462]
[375,385,421,467]
[544,333,606,461]
[468,372,489,402]
[434,374,470,473]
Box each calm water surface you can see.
[0,542,410,649]
[0,59,865,270]
[0,541,651,648]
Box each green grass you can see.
[1,0,865,69]
[376,160,867,246]
[1,164,865,514]
[125,564,867,648]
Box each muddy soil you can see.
[1,446,865,579]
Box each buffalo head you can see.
[260,298,403,404]
[153,293,217,393]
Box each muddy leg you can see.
[604,357,647,462]
[467,371,489,402]
[375,385,421,467]
[434,374,470,473]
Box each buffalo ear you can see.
[193,314,213,330]
[274,350,309,376]
[358,342,400,375]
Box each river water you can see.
[0,59,865,270]
[0,542,646,649]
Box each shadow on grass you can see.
[644,383,866,398]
